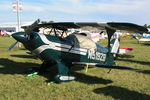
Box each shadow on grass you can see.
[118,54,134,58]
[19,48,27,50]
[93,86,150,100]
[0,58,113,85]
[118,59,150,66]
[11,54,36,59]
[0,58,39,74]
[69,66,113,84]
[139,43,150,46]
[132,42,150,46]
[137,70,150,75]
[72,72,113,84]
[42,66,113,85]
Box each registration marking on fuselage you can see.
[87,50,106,62]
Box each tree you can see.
[144,24,148,28]
[41,20,54,24]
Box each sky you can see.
[0,0,150,25]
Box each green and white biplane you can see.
[8,19,148,83]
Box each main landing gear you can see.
[27,60,75,83]
[54,60,75,83]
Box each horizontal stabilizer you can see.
[72,62,140,70]
[95,64,139,70]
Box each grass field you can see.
[0,36,150,100]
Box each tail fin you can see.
[110,38,120,54]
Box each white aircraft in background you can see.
[6,31,14,36]
[133,35,150,43]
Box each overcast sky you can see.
[0,0,150,25]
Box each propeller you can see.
[7,19,40,51]
[24,19,40,37]
[7,41,18,51]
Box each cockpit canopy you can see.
[65,34,96,49]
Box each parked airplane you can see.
[133,35,150,43]
[8,19,148,83]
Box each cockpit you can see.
[36,27,97,50]
[65,34,96,49]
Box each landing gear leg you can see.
[54,60,75,83]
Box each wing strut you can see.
[105,27,116,49]
[105,27,116,65]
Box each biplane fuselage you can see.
[13,32,113,65]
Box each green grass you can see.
[0,36,150,100]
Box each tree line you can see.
[144,24,150,28]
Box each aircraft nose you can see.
[12,32,27,43]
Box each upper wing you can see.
[22,21,148,33]
[22,22,80,31]
[75,22,148,33]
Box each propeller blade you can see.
[7,41,18,51]
[25,19,40,36]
